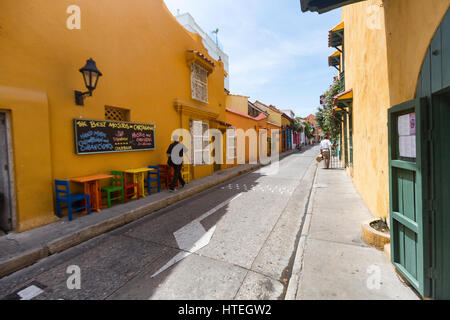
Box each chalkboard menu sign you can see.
[74,119,155,155]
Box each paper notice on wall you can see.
[398,114,410,136]
[399,136,416,158]
[398,113,416,158]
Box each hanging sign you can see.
[74,119,155,155]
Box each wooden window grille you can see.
[191,63,208,103]
[105,106,130,122]
[248,106,260,118]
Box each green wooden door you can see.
[388,98,431,297]
[432,91,450,299]
[415,8,449,299]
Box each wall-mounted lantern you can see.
[74,58,102,106]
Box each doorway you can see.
[0,112,13,233]
[388,8,450,299]
[431,90,450,299]
[388,98,429,297]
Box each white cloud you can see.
[163,0,341,117]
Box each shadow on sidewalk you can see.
[0,148,311,300]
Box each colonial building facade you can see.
[0,0,229,232]
[301,0,450,299]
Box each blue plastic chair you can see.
[147,166,160,195]
[55,180,91,221]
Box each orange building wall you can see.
[0,0,227,231]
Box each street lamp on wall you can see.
[74,58,102,106]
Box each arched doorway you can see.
[388,8,450,300]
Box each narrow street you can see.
[0,147,318,300]
[1,0,448,305]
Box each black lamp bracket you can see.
[74,90,92,106]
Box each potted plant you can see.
[362,216,391,250]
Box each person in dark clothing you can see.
[166,135,187,191]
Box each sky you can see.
[163,0,341,118]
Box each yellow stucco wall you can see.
[0,0,227,231]
[268,112,282,126]
[341,0,449,218]
[383,0,450,106]
[253,102,282,125]
[342,0,391,218]
[225,95,249,115]
[0,86,58,231]
[281,116,290,127]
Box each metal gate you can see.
[0,112,12,232]
[388,98,431,297]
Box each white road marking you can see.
[151,193,242,278]
[17,285,44,300]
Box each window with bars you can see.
[191,63,208,103]
[190,120,210,166]
[105,106,130,122]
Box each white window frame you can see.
[226,128,237,160]
[190,120,211,166]
[202,122,211,165]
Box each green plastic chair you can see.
[101,171,124,208]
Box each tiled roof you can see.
[248,101,268,115]
[268,105,283,114]
[282,113,294,122]
[212,119,233,128]
[254,101,283,115]
[186,50,216,67]
[226,108,268,121]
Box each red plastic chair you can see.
[123,172,140,202]
[158,165,174,189]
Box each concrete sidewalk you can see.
[287,166,419,300]
[0,150,299,279]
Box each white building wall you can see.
[176,13,230,91]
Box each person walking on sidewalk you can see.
[166,135,187,192]
[320,136,332,169]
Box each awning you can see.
[331,21,344,32]
[333,89,353,109]
[329,22,344,48]
[328,51,341,68]
[300,0,366,14]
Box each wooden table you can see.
[124,168,157,198]
[71,174,113,212]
